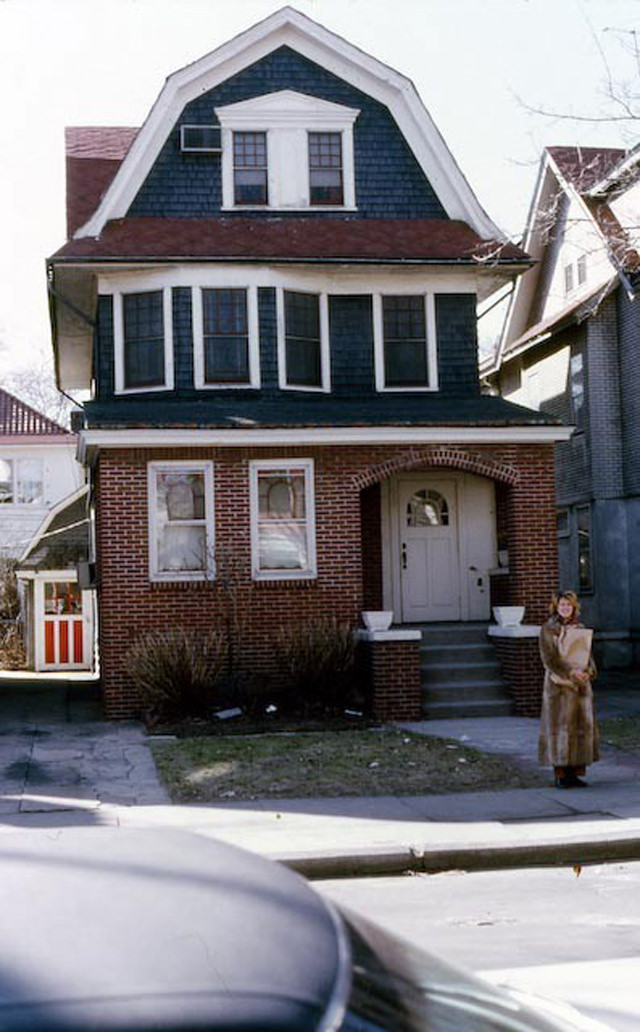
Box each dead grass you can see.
[599,717,640,754]
[151,727,546,802]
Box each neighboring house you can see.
[484,145,640,667]
[47,7,570,719]
[0,387,83,558]
[17,486,95,672]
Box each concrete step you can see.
[421,662,502,686]
[417,624,491,647]
[423,681,511,704]
[423,698,515,720]
[420,643,497,664]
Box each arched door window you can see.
[406,489,449,527]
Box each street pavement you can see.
[1,670,640,876]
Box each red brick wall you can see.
[94,441,558,718]
[492,636,545,717]
[360,483,383,610]
[363,639,422,721]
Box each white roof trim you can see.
[18,484,89,565]
[215,89,359,127]
[78,424,572,463]
[75,6,501,241]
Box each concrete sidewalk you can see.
[1,674,640,876]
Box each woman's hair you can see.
[549,591,581,618]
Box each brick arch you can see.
[352,447,521,489]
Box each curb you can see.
[277,835,640,879]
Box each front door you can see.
[399,479,461,622]
[42,580,88,670]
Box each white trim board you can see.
[78,424,573,462]
[75,7,502,241]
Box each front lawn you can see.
[151,727,546,802]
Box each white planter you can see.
[362,610,393,632]
[492,605,525,626]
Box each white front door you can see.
[399,479,461,622]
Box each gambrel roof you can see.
[70,6,501,242]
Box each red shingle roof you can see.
[53,216,529,264]
[65,127,138,236]
[547,146,626,193]
[0,388,71,437]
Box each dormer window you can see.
[233,132,268,206]
[216,91,359,211]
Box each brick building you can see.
[485,146,640,668]
[47,8,568,718]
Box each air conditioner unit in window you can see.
[180,125,222,153]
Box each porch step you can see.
[424,698,515,720]
[417,622,514,720]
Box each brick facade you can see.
[96,440,558,718]
[491,636,545,717]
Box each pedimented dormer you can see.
[215,90,359,210]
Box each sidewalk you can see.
[1,674,640,877]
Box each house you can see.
[484,144,640,668]
[0,387,91,671]
[46,7,570,719]
[16,486,95,672]
[0,387,83,558]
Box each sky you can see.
[1,0,639,378]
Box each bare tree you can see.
[4,354,75,428]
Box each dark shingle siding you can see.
[329,295,374,396]
[435,294,479,395]
[173,287,194,391]
[128,46,446,220]
[96,295,115,399]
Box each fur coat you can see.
[538,616,599,767]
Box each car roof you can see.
[0,828,345,1030]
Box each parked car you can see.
[0,829,612,1030]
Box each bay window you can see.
[278,289,330,391]
[374,293,438,391]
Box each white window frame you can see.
[113,286,174,395]
[373,292,438,393]
[0,456,45,507]
[192,285,260,389]
[249,459,317,581]
[276,287,331,393]
[147,460,214,583]
[216,91,358,212]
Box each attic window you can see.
[216,90,359,211]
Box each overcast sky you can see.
[1,0,639,376]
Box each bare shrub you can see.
[0,623,26,670]
[274,617,357,717]
[0,560,20,621]
[125,627,229,722]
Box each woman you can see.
[538,591,599,788]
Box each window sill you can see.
[150,578,213,590]
[220,205,358,213]
[253,577,317,588]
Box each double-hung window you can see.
[570,349,585,430]
[308,132,343,205]
[233,132,268,206]
[250,460,316,580]
[374,294,437,391]
[148,462,214,581]
[278,289,329,391]
[0,458,44,505]
[193,286,259,388]
[114,287,173,394]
